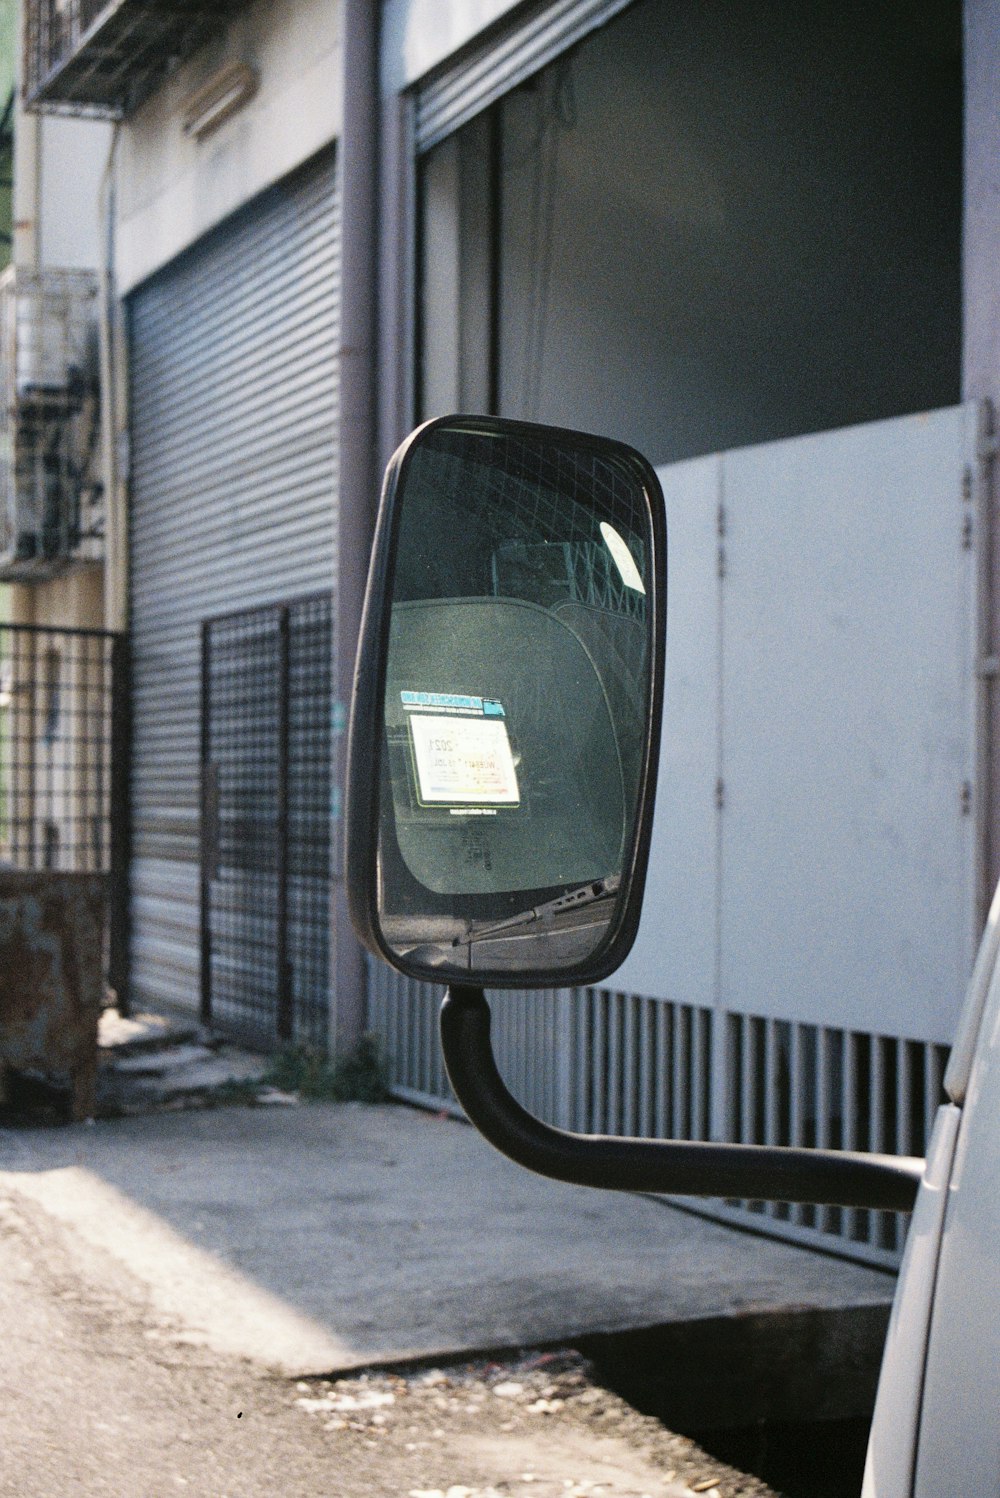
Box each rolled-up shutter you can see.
[415,0,633,150]
[127,147,339,1018]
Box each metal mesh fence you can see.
[0,622,118,872]
[0,621,128,1008]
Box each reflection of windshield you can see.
[378,422,652,972]
[385,598,627,899]
[398,431,648,618]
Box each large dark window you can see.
[419,0,962,464]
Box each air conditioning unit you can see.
[0,267,102,581]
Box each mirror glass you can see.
[376,419,657,979]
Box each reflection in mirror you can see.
[377,420,656,980]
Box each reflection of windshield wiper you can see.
[457,874,621,945]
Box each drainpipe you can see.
[333,0,379,1057]
[97,122,133,1014]
[97,123,127,634]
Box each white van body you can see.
[863,882,1000,1495]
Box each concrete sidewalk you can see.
[0,1095,896,1392]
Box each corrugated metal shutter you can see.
[415,0,633,150]
[128,148,339,1018]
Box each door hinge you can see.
[715,776,725,811]
[961,781,973,817]
[961,463,975,550]
[962,512,974,550]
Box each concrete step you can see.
[110,1043,220,1076]
[98,1009,208,1057]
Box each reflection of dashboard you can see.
[383,597,627,899]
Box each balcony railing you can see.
[23,0,244,118]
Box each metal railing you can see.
[0,622,129,1008]
[23,0,243,118]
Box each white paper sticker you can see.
[409,712,520,806]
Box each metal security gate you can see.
[128,147,338,1018]
[200,594,332,1050]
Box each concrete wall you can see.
[9,564,104,630]
[380,0,524,93]
[37,116,110,270]
[115,0,343,294]
[12,108,110,272]
[10,0,110,275]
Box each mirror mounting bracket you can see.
[441,986,924,1212]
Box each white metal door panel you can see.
[610,454,720,1008]
[718,405,979,1041]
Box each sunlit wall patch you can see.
[599,522,646,594]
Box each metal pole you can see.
[276,605,292,1042]
[108,631,132,1015]
[441,985,924,1213]
[199,619,213,1028]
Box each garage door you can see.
[128,147,339,1030]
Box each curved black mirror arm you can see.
[441,986,924,1212]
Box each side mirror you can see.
[345,416,923,1214]
[346,415,666,989]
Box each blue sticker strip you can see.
[401,691,483,711]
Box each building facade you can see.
[370,0,996,1268]
[15,0,1000,1264]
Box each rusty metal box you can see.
[0,871,106,1121]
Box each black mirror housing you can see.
[345,415,667,989]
